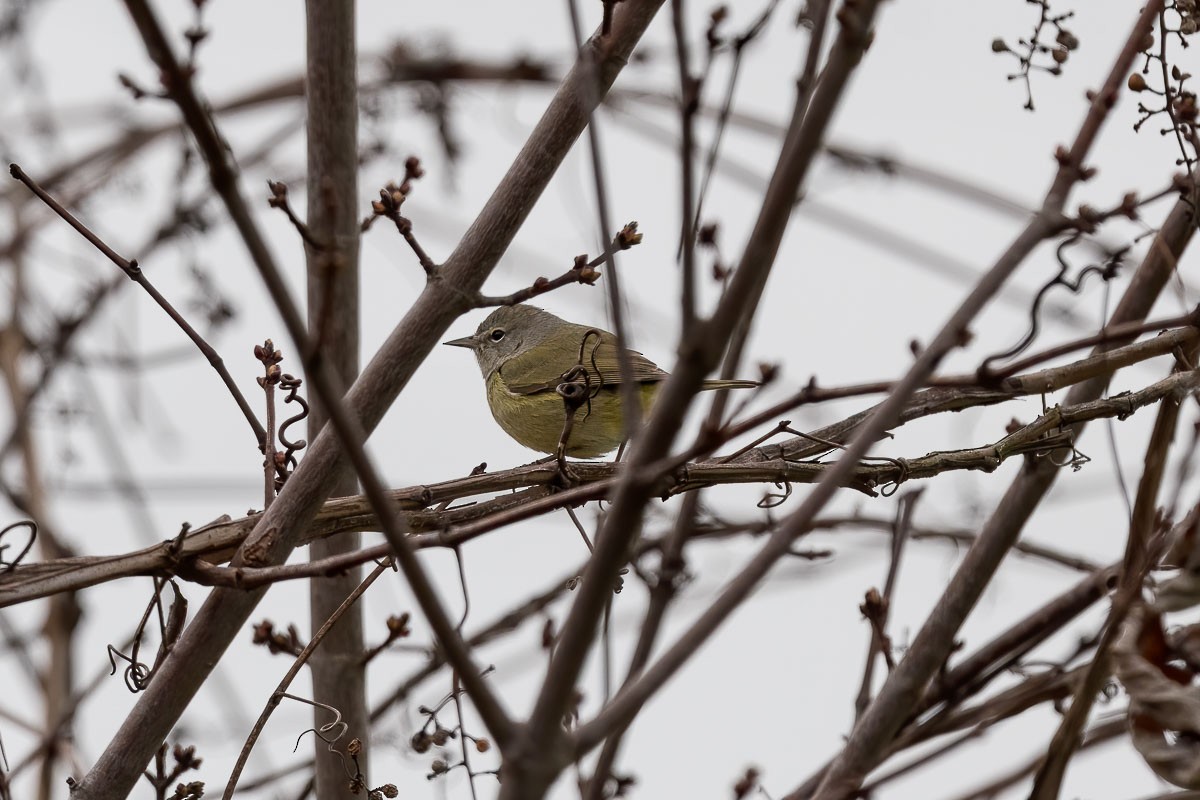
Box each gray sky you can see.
[0,1,1192,798]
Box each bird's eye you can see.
[489,328,506,342]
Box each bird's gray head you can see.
[443,304,561,378]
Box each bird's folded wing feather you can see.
[499,328,667,395]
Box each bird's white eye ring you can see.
[490,328,506,342]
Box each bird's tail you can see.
[700,379,758,390]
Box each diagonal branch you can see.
[793,5,1178,796]
[1028,353,1188,797]
[68,1,668,797]
[7,164,266,447]
[523,8,885,789]
[577,0,1167,775]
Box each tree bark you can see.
[304,1,367,796]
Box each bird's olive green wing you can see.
[587,332,667,386]
[498,325,667,395]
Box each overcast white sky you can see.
[0,1,1195,798]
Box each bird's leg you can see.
[554,414,579,487]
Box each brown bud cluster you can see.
[616,220,643,249]
[250,620,303,656]
[733,767,761,799]
[1173,91,1199,123]
[386,613,411,638]
[757,362,779,386]
[706,6,728,50]
[266,180,289,206]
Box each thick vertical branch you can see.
[302,1,367,795]
[672,0,697,330]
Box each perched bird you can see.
[444,304,756,458]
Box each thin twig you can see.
[672,0,697,330]
[7,163,266,447]
[472,224,641,308]
[854,490,920,719]
[565,0,640,444]
[223,560,390,800]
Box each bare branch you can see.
[70,2,669,796]
[7,164,266,447]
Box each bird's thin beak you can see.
[443,335,477,349]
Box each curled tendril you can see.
[107,577,188,693]
[878,457,911,497]
[293,719,349,749]
[1050,444,1091,471]
[980,236,1126,377]
[558,329,606,421]
[277,373,309,476]
[283,694,348,753]
[0,519,36,573]
[555,329,607,461]
[758,480,792,508]
[108,644,152,693]
[557,365,593,405]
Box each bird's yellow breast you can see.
[485,372,659,458]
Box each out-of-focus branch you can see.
[7,164,266,447]
[528,2,884,790]
[0,51,556,211]
[0,227,80,800]
[942,717,1126,800]
[580,2,1166,786]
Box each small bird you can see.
[444,304,756,458]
